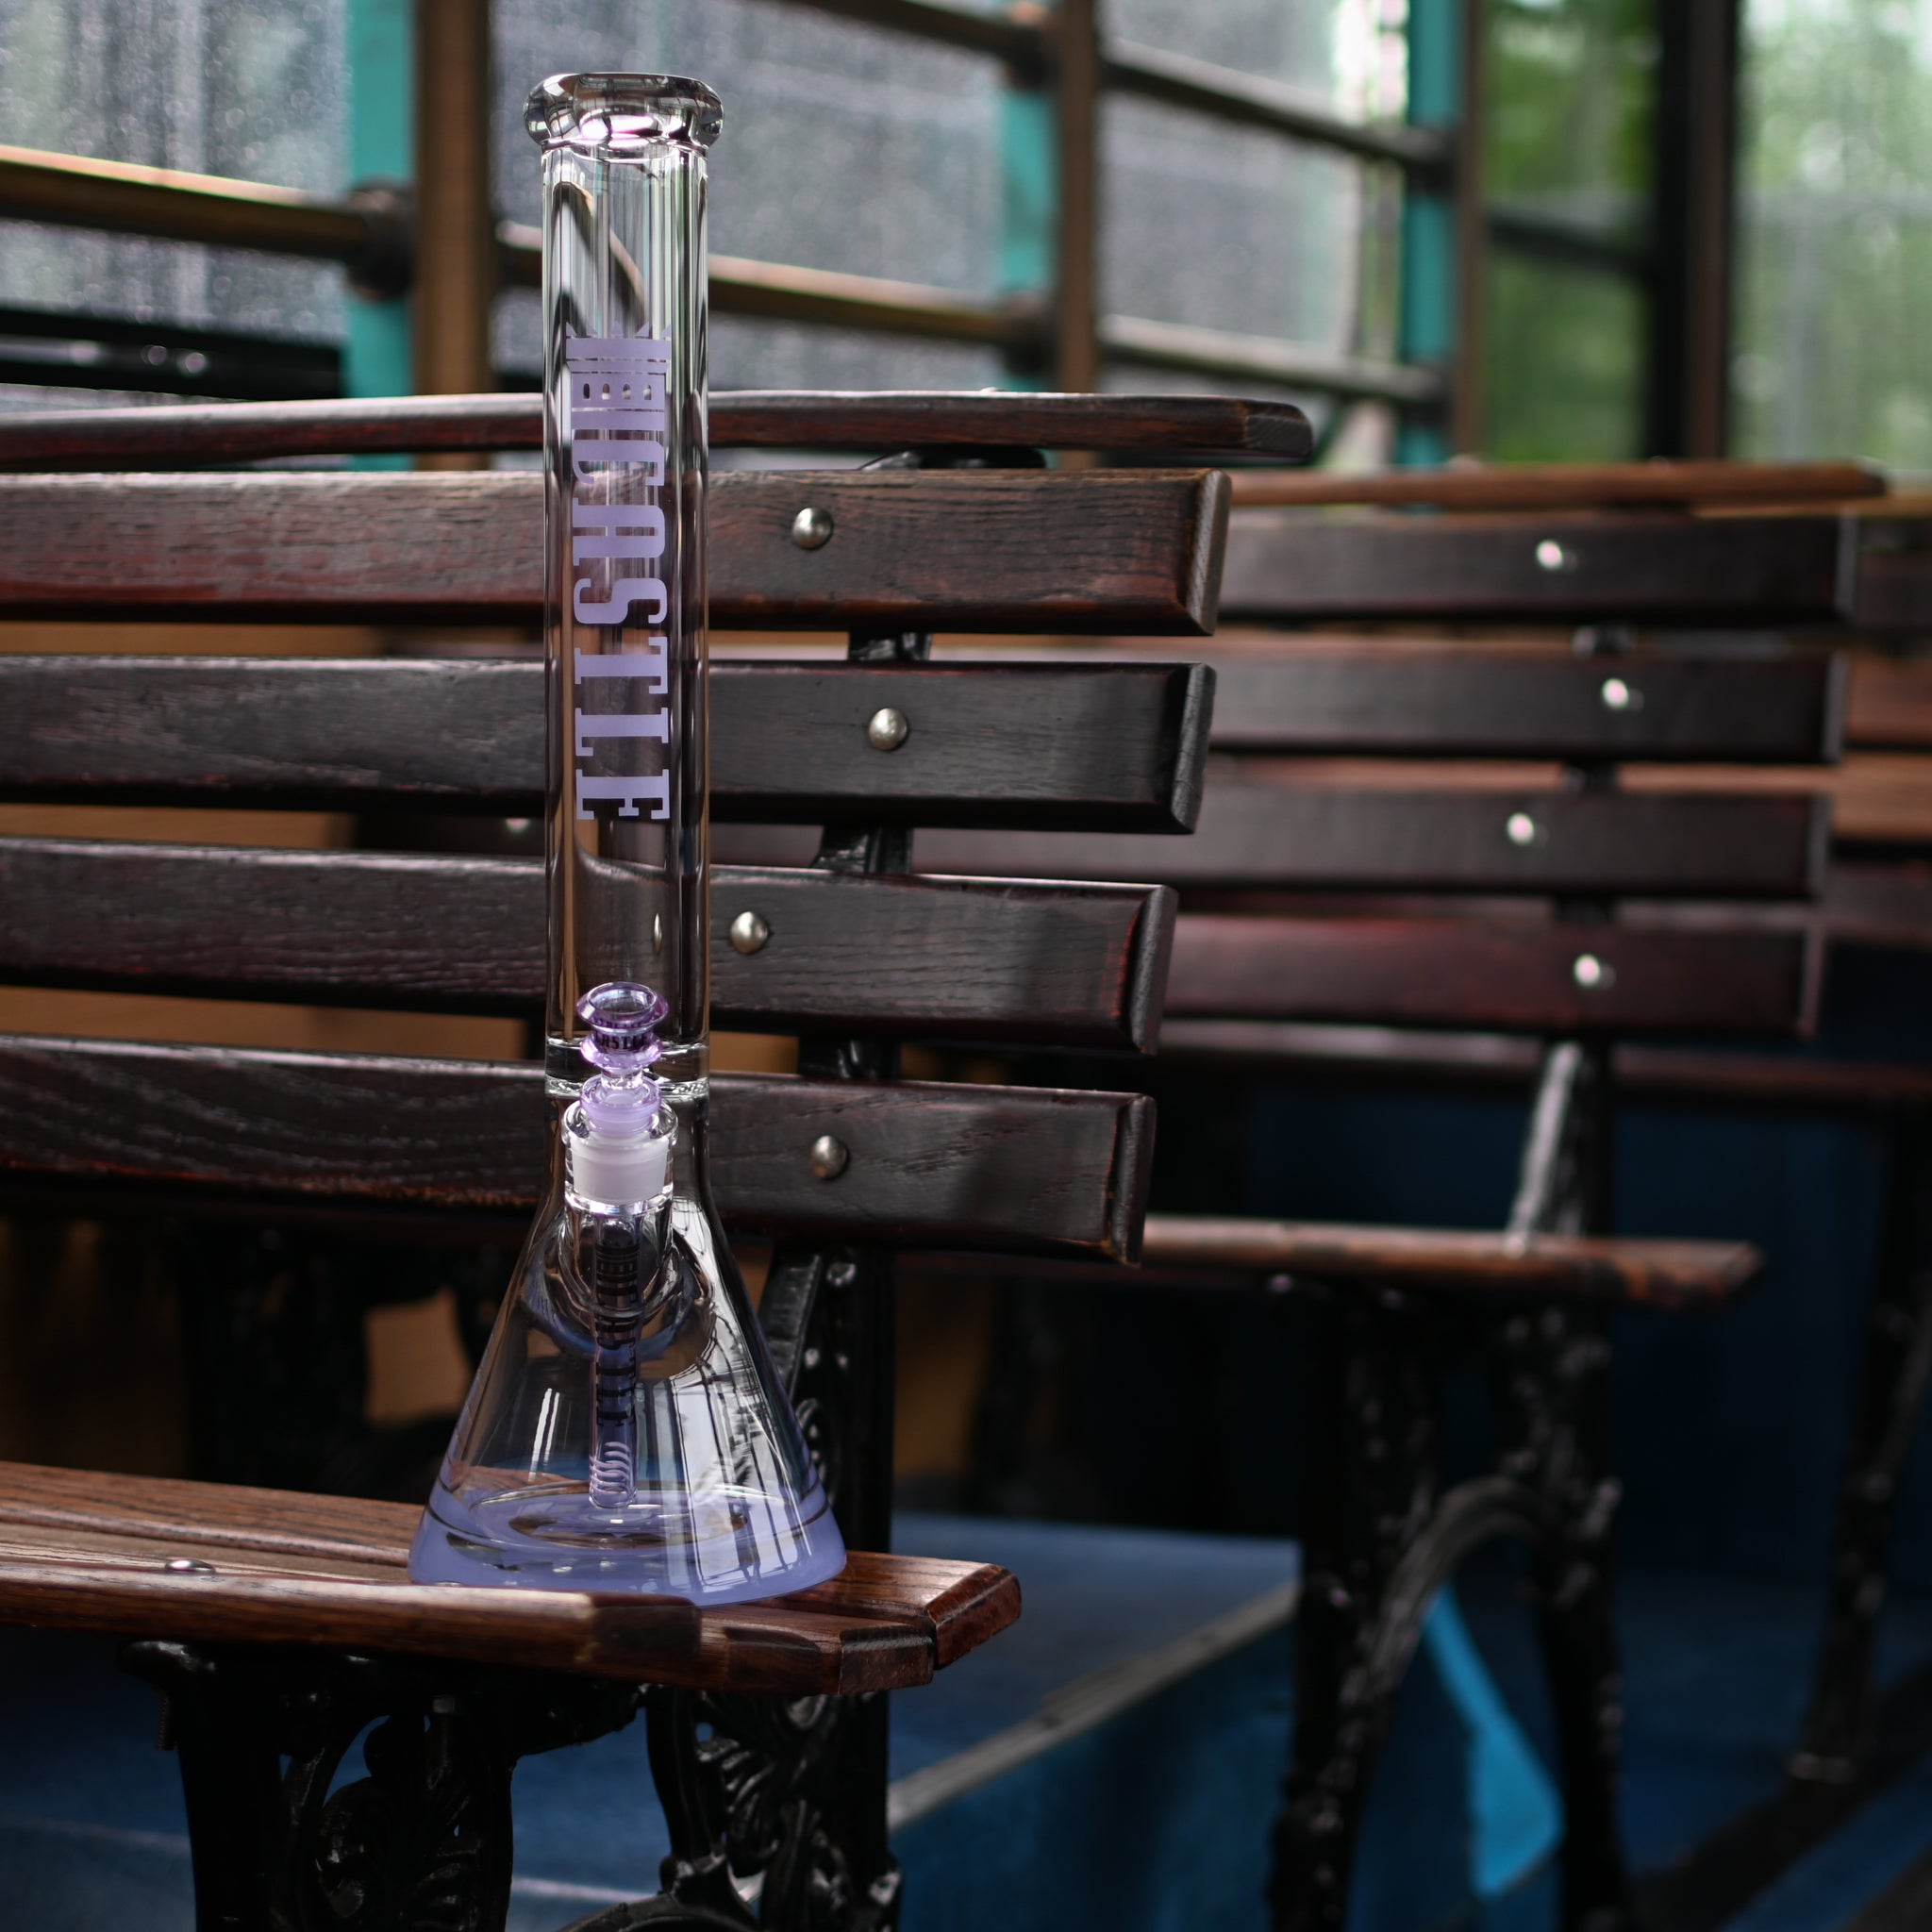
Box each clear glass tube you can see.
[408,74,845,1602]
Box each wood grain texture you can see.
[1203,653,1846,764]
[0,389,1310,465]
[1224,458,1884,512]
[0,1462,1019,1693]
[0,656,1212,832]
[0,468,1229,634]
[1219,510,1851,625]
[1134,1214,1761,1308]
[917,787,1831,898]
[1164,916,1818,1035]
[0,1040,1153,1257]
[0,841,1174,1050]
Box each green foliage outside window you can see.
[1483,0,1655,458]
[1733,0,1932,470]
[1487,0,1655,237]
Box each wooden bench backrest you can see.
[1220,508,1931,634]
[909,645,1841,1040]
[0,449,1230,1259]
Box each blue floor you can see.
[4,1530,1932,1931]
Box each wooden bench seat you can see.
[1135,1215,1759,1307]
[0,1462,1015,1693]
[915,1214,1758,1307]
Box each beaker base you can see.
[407,1477,848,1603]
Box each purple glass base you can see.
[407,1477,848,1604]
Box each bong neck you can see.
[538,100,711,1098]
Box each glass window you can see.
[492,0,1007,389]
[0,0,344,341]
[0,0,1424,416]
[1732,0,1932,469]
[1104,0,1348,91]
[1095,0,1407,403]
[1100,99,1394,353]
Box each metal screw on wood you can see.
[1600,675,1641,712]
[1506,811,1539,847]
[729,909,771,955]
[808,1134,849,1180]
[1573,953,1615,991]
[791,506,833,550]
[163,1557,215,1574]
[866,707,910,752]
[1535,539,1576,573]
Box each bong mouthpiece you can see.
[569,981,673,1204]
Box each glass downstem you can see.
[588,1214,644,1508]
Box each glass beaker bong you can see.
[408,74,846,1602]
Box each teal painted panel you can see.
[1400,0,1462,463]
[1407,0,1463,126]
[345,0,412,412]
[997,83,1053,395]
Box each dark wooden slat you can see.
[724,391,1309,456]
[707,866,1175,1050]
[1850,517,1932,633]
[0,657,1211,832]
[0,1465,1019,1693]
[1158,1020,1932,1119]
[1219,510,1851,625]
[0,391,1311,467]
[1164,916,1818,1035]
[716,660,1213,830]
[0,469,1229,634]
[0,841,1174,1051]
[0,1038,1152,1258]
[1225,458,1884,512]
[1137,1215,1760,1307]
[917,788,1831,897]
[1204,653,1846,763]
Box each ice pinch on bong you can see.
[407,72,845,1602]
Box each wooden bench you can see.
[0,391,1255,1930]
[921,452,1932,1828]
[1193,488,1932,1809]
[905,630,1836,1929]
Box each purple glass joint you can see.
[576,981,668,1138]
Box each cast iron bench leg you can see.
[643,621,927,1932]
[1796,1124,1932,1781]
[122,1641,621,1932]
[1271,1044,1633,1932]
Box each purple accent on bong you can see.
[576,980,667,1135]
